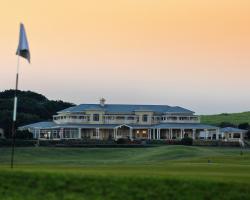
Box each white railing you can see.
[160,115,200,123]
[103,115,139,124]
[53,115,91,124]
[53,114,200,125]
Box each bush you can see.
[116,138,130,144]
[0,139,37,147]
[193,140,240,147]
[16,130,33,139]
[146,140,182,145]
[181,137,193,146]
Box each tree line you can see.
[0,90,74,138]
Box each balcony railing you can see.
[53,115,91,124]
[103,115,139,124]
[160,115,200,123]
[53,114,200,124]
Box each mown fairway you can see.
[0,146,250,200]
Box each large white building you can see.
[20,99,221,140]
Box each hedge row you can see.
[0,139,37,147]
[193,140,240,147]
[0,139,241,147]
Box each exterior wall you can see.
[85,110,105,124]
[222,132,243,140]
[134,111,154,125]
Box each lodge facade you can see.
[20,99,224,141]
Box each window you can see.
[142,115,148,122]
[233,133,241,138]
[93,114,100,121]
[63,128,79,138]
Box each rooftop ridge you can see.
[57,103,194,114]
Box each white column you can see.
[96,128,100,139]
[129,128,133,140]
[113,128,116,140]
[78,128,81,139]
[216,129,219,140]
[204,129,208,140]
[170,129,173,139]
[157,129,160,140]
[59,128,63,139]
[148,129,151,140]
[192,129,195,140]
[114,128,117,140]
[180,129,184,139]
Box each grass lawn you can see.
[0,146,250,199]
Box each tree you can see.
[15,130,33,139]
[238,123,249,130]
[0,90,75,138]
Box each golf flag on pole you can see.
[16,23,30,63]
[11,23,31,169]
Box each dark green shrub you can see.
[116,138,129,144]
[181,137,193,146]
[0,139,37,147]
[16,130,33,139]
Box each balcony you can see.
[103,115,138,124]
[160,115,200,123]
[53,115,91,124]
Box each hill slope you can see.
[201,112,250,126]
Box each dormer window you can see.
[142,115,148,122]
[93,114,100,121]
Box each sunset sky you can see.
[1,0,250,114]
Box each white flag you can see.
[16,23,30,63]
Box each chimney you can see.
[100,98,106,107]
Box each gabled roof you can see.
[220,127,247,133]
[58,104,194,114]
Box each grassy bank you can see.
[201,111,250,125]
[0,146,250,199]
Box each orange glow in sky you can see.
[1,0,250,114]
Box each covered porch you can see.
[150,123,219,140]
[220,127,247,141]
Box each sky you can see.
[1,0,250,114]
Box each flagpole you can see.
[10,55,20,169]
